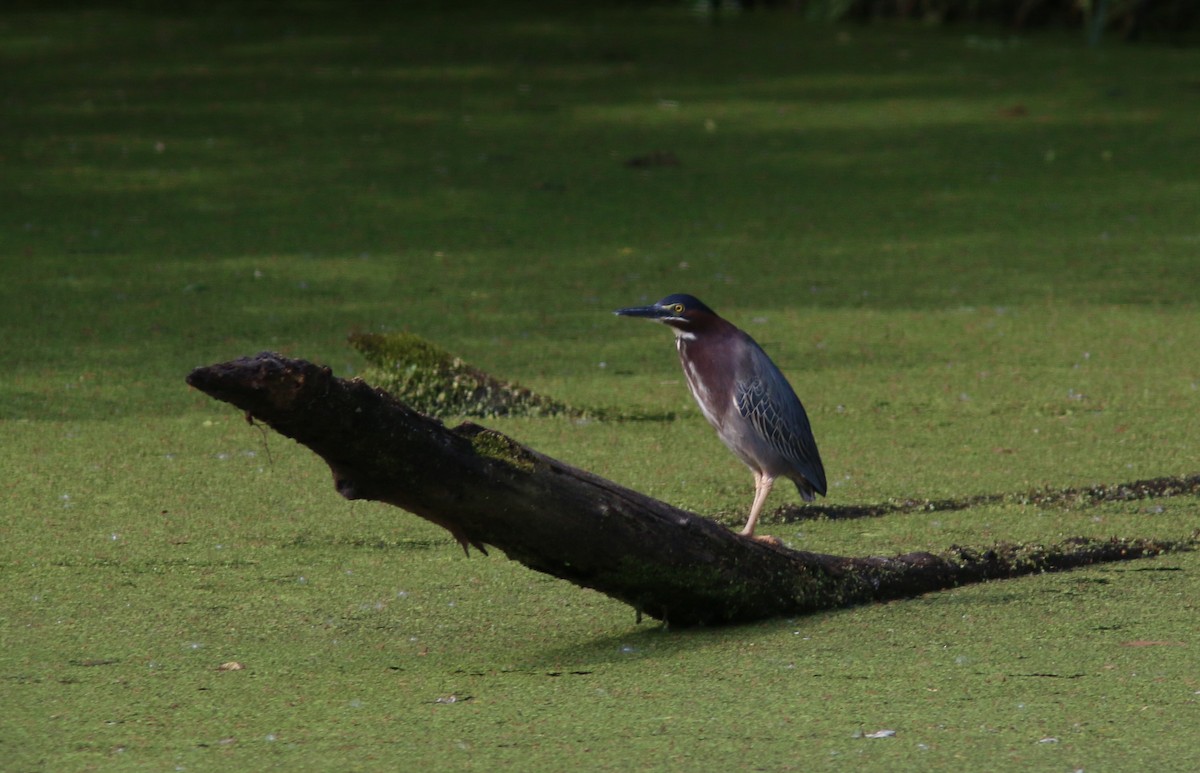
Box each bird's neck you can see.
[672,317,742,363]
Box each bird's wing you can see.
[734,366,827,495]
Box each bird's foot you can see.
[746,533,782,547]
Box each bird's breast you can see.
[675,332,738,430]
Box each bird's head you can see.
[614,293,720,335]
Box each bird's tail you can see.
[794,477,820,502]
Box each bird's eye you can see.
[671,304,684,314]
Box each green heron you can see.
[615,294,826,538]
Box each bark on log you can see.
[186,352,1194,627]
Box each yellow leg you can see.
[740,473,775,537]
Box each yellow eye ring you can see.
[672,304,684,314]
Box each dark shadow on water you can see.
[772,474,1200,524]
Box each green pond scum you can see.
[2,1,1199,770]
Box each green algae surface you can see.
[3,2,1200,770]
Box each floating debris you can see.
[772,473,1200,523]
[625,150,680,168]
[349,331,578,419]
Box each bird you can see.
[615,293,826,539]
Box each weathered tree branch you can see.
[186,353,1195,627]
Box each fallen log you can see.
[186,352,1195,627]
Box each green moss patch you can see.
[465,425,542,474]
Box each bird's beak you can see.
[614,304,670,320]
